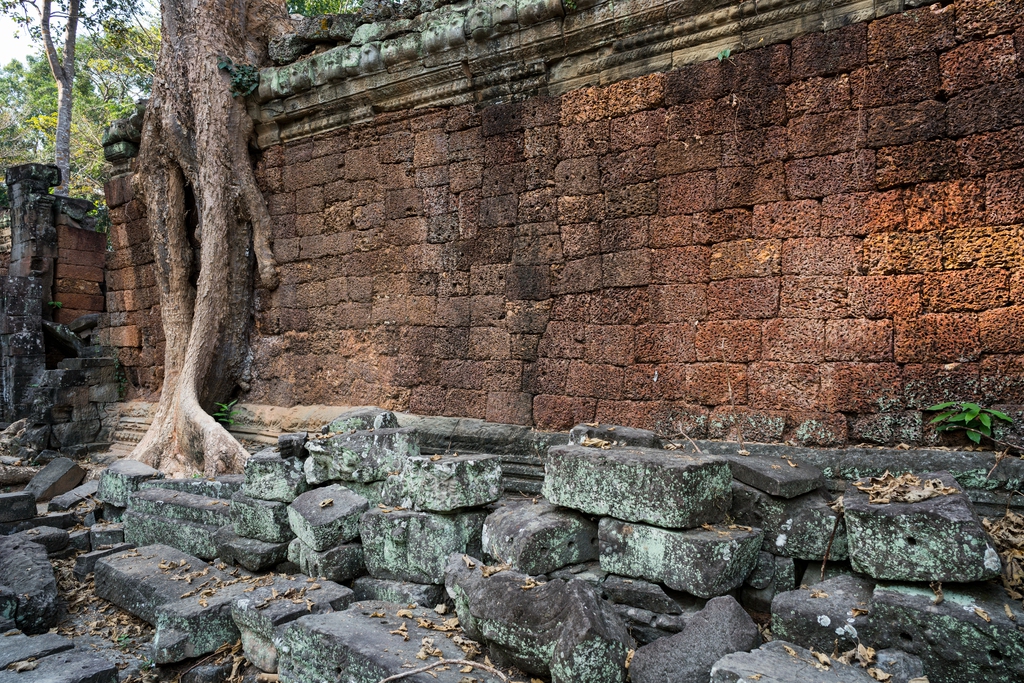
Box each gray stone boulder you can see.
[47,479,98,511]
[0,648,118,683]
[771,574,874,654]
[89,522,124,548]
[867,582,1024,683]
[445,554,633,683]
[381,452,501,511]
[96,460,162,507]
[214,526,290,571]
[0,491,36,522]
[286,484,367,552]
[482,499,598,575]
[710,641,922,683]
[630,596,761,683]
[0,535,58,634]
[602,575,683,615]
[287,537,366,582]
[324,406,399,433]
[304,427,419,484]
[14,525,70,554]
[0,632,73,669]
[608,602,694,645]
[232,492,294,543]
[73,543,135,580]
[123,488,232,560]
[544,445,732,528]
[0,586,13,631]
[361,508,486,584]
[277,432,308,459]
[730,481,847,560]
[243,448,308,503]
[350,576,447,606]
[720,453,826,498]
[599,518,763,598]
[24,457,85,501]
[568,423,661,449]
[845,471,1001,582]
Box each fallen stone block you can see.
[721,453,826,498]
[214,527,289,571]
[446,554,632,683]
[243,448,307,503]
[15,525,69,553]
[123,510,220,560]
[482,499,598,575]
[0,491,36,522]
[350,577,447,606]
[607,602,693,645]
[771,574,874,654]
[102,502,125,522]
[602,575,682,615]
[139,475,244,500]
[548,561,608,585]
[68,528,91,552]
[710,641,922,683]
[544,445,731,528]
[287,537,365,582]
[152,582,253,664]
[230,575,354,671]
[730,481,847,560]
[741,555,796,613]
[74,543,135,580]
[324,406,399,433]
[287,484,367,552]
[24,457,85,501]
[599,518,763,599]
[0,535,58,634]
[845,472,1001,582]
[48,479,98,511]
[0,632,73,668]
[0,648,117,683]
[231,492,294,543]
[304,427,419,484]
[382,452,501,512]
[278,600,499,683]
[96,460,162,507]
[361,508,486,584]
[128,487,233,527]
[867,582,1024,683]
[278,432,308,459]
[630,596,761,683]
[745,551,776,590]
[569,423,661,449]
[89,522,124,548]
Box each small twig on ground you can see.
[376,659,509,683]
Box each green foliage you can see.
[47,300,63,308]
[717,48,731,62]
[286,0,361,15]
[217,57,260,97]
[927,402,1014,444]
[213,399,241,427]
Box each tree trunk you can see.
[53,76,73,194]
[39,0,79,195]
[128,0,286,476]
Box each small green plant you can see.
[47,300,63,309]
[113,358,129,400]
[217,58,260,97]
[213,399,241,426]
[564,0,577,9]
[927,402,1013,444]
[717,48,732,62]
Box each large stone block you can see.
[0,535,58,634]
[720,453,826,498]
[139,475,243,500]
[231,492,294,543]
[771,574,874,654]
[361,508,486,584]
[0,649,118,683]
[481,499,599,575]
[598,518,763,599]
[0,491,36,522]
[710,641,922,683]
[350,577,447,607]
[324,406,399,433]
[544,445,732,528]
[288,537,366,582]
[730,482,847,560]
[568,423,661,449]
[381,452,501,512]
[48,479,98,511]
[24,457,85,501]
[243,448,308,503]
[96,460,162,507]
[286,484,367,552]
[128,487,233,527]
[446,554,633,683]
[214,526,290,572]
[122,511,220,560]
[304,427,419,484]
[844,471,1000,582]
[0,633,73,669]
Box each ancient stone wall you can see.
[103,0,1024,446]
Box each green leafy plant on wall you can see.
[217,58,260,97]
[927,402,1013,445]
[213,399,241,427]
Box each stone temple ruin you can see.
[3,0,1024,681]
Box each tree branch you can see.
[62,0,80,78]
[38,0,65,85]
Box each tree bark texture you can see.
[129,0,285,475]
[39,0,79,195]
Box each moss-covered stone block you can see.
[360,508,485,584]
[288,537,366,582]
[243,448,308,503]
[482,499,598,575]
[231,492,294,543]
[381,452,501,512]
[286,485,368,552]
[96,460,162,507]
[324,407,399,434]
[304,427,419,484]
[730,482,847,560]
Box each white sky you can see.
[1,14,35,67]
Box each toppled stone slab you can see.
[548,561,608,586]
[123,510,220,560]
[214,527,290,571]
[243,449,307,503]
[325,406,399,433]
[0,648,118,683]
[129,488,233,527]
[730,482,847,560]
[69,529,91,552]
[710,641,920,683]
[287,484,367,551]
[0,491,36,522]
[350,577,447,606]
[74,543,135,580]
[446,555,632,683]
[544,445,731,528]
[96,460,162,507]
[232,492,294,543]
[482,499,598,575]
[0,632,73,668]
[278,432,307,459]
[139,475,244,500]
[630,596,761,683]
[15,525,70,554]
[602,575,682,615]
[361,508,485,584]
[599,518,763,599]
[90,523,124,548]
[382,452,501,512]
[0,535,58,633]
[25,457,85,501]
[569,423,661,449]
[304,427,419,484]
[288,537,365,582]
[48,479,98,511]
[231,575,354,671]
[278,600,501,683]
[771,574,874,654]
[721,453,826,498]
[867,582,1024,683]
[845,471,1000,582]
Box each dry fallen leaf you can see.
[850,608,869,617]
[396,609,414,618]
[907,677,930,683]
[319,498,333,508]
[581,437,612,449]
[625,649,634,669]
[811,651,830,669]
[434,603,448,615]
[460,666,473,673]
[461,555,476,569]
[929,582,944,605]
[853,471,958,504]
[857,644,876,667]
[783,645,798,657]
[430,455,442,461]
[868,669,893,682]
[521,578,541,590]
[975,607,991,622]
[809,589,829,599]
[369,611,386,618]
[481,564,510,578]
[1005,604,1016,621]
[8,660,38,672]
